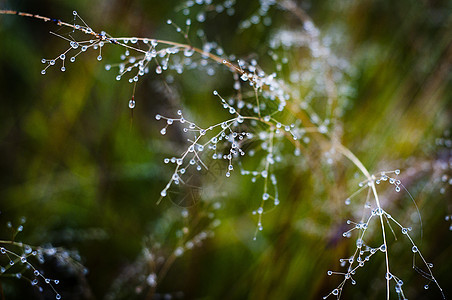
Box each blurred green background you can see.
[0,0,451,299]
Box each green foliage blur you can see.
[0,0,450,299]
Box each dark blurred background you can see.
[0,0,451,299]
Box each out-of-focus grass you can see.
[0,0,450,299]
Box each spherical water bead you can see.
[116,75,121,81]
[196,12,205,22]
[257,207,263,214]
[401,228,408,234]
[160,128,167,135]
[41,70,46,75]
[147,273,157,287]
[395,169,400,175]
[41,59,46,64]
[345,198,351,205]
[73,10,77,15]
[56,294,61,300]
[327,270,333,276]
[156,66,162,74]
[356,239,363,249]
[412,246,418,253]
[128,99,136,109]
[380,244,386,252]
[424,284,429,290]
[70,41,79,49]
[274,198,280,205]
[174,247,184,257]
[332,289,339,296]
[61,67,66,72]
[160,190,167,197]
[24,246,32,254]
[225,171,230,177]
[385,272,393,280]
[184,48,194,57]
[262,193,269,201]
[395,186,400,192]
